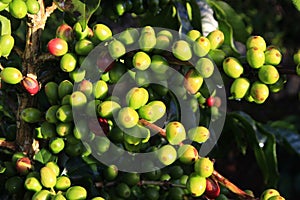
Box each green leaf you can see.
[217,18,239,55]
[186,0,202,32]
[208,0,249,42]
[33,148,57,164]
[257,124,279,187]
[0,15,11,36]
[292,0,300,11]
[54,0,101,29]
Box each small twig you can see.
[138,180,186,188]
[0,139,16,151]
[139,119,255,199]
[36,53,58,64]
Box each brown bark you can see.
[15,0,57,156]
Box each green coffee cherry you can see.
[268,196,285,200]
[93,23,112,41]
[138,100,166,122]
[126,87,149,109]
[45,161,60,177]
[155,34,171,50]
[115,182,131,198]
[187,126,210,143]
[31,189,51,200]
[150,55,169,74]
[184,68,203,94]
[157,144,177,166]
[97,100,121,118]
[26,0,40,14]
[117,107,139,128]
[194,157,214,177]
[118,28,139,45]
[104,165,118,181]
[75,39,94,56]
[66,186,87,200]
[132,51,151,70]
[260,188,280,200]
[21,107,42,123]
[246,35,266,51]
[230,77,250,99]
[222,57,244,78]
[70,91,87,108]
[58,80,73,99]
[195,57,215,78]
[9,0,28,19]
[269,76,286,93]
[165,121,186,145]
[258,65,279,84]
[93,136,110,155]
[0,67,23,84]
[40,166,57,188]
[187,29,201,41]
[24,177,42,192]
[108,39,126,59]
[250,81,269,104]
[52,193,66,200]
[139,31,156,52]
[178,144,199,164]
[55,176,71,191]
[93,80,108,99]
[207,29,224,49]
[193,36,211,57]
[45,105,60,123]
[60,53,77,72]
[121,172,140,186]
[186,174,206,197]
[172,40,192,61]
[293,49,300,65]
[56,105,73,122]
[246,47,265,69]
[264,46,282,65]
[56,122,73,137]
[49,137,65,154]
[208,49,226,66]
[45,81,59,104]
[0,34,14,58]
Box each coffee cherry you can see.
[222,57,244,78]
[56,122,73,137]
[45,161,60,176]
[258,65,279,84]
[52,193,67,200]
[0,34,14,57]
[186,174,206,197]
[157,144,177,166]
[5,176,23,194]
[132,51,151,70]
[205,178,220,199]
[188,126,210,143]
[103,165,118,181]
[194,157,214,178]
[206,96,215,107]
[0,67,23,84]
[45,81,59,104]
[21,76,40,95]
[293,49,300,65]
[70,91,87,108]
[40,166,57,188]
[117,107,139,128]
[73,22,90,40]
[139,27,156,51]
[45,105,59,123]
[93,80,108,99]
[208,49,226,66]
[144,186,160,200]
[172,40,192,61]
[150,55,169,74]
[32,190,51,200]
[56,24,73,42]
[196,57,215,78]
[66,186,87,200]
[230,77,250,99]
[260,189,280,200]
[58,80,73,99]
[187,29,201,41]
[115,182,131,198]
[264,46,282,65]
[60,53,77,72]
[55,176,71,191]
[49,137,65,154]
[207,29,224,50]
[126,87,149,109]
[165,121,186,145]
[21,107,42,123]
[246,35,266,51]
[184,68,204,94]
[268,196,285,200]
[250,81,269,104]
[56,104,73,122]
[193,36,211,57]
[118,27,139,45]
[178,144,199,164]
[40,121,56,139]
[75,39,94,56]
[9,0,27,19]
[26,0,39,14]
[138,100,166,122]
[247,47,265,69]
[155,34,171,50]
[47,38,68,57]
[97,100,121,118]
[93,23,112,41]
[24,177,42,192]
[108,39,126,59]
[16,157,32,175]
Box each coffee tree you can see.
[0,0,299,199]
